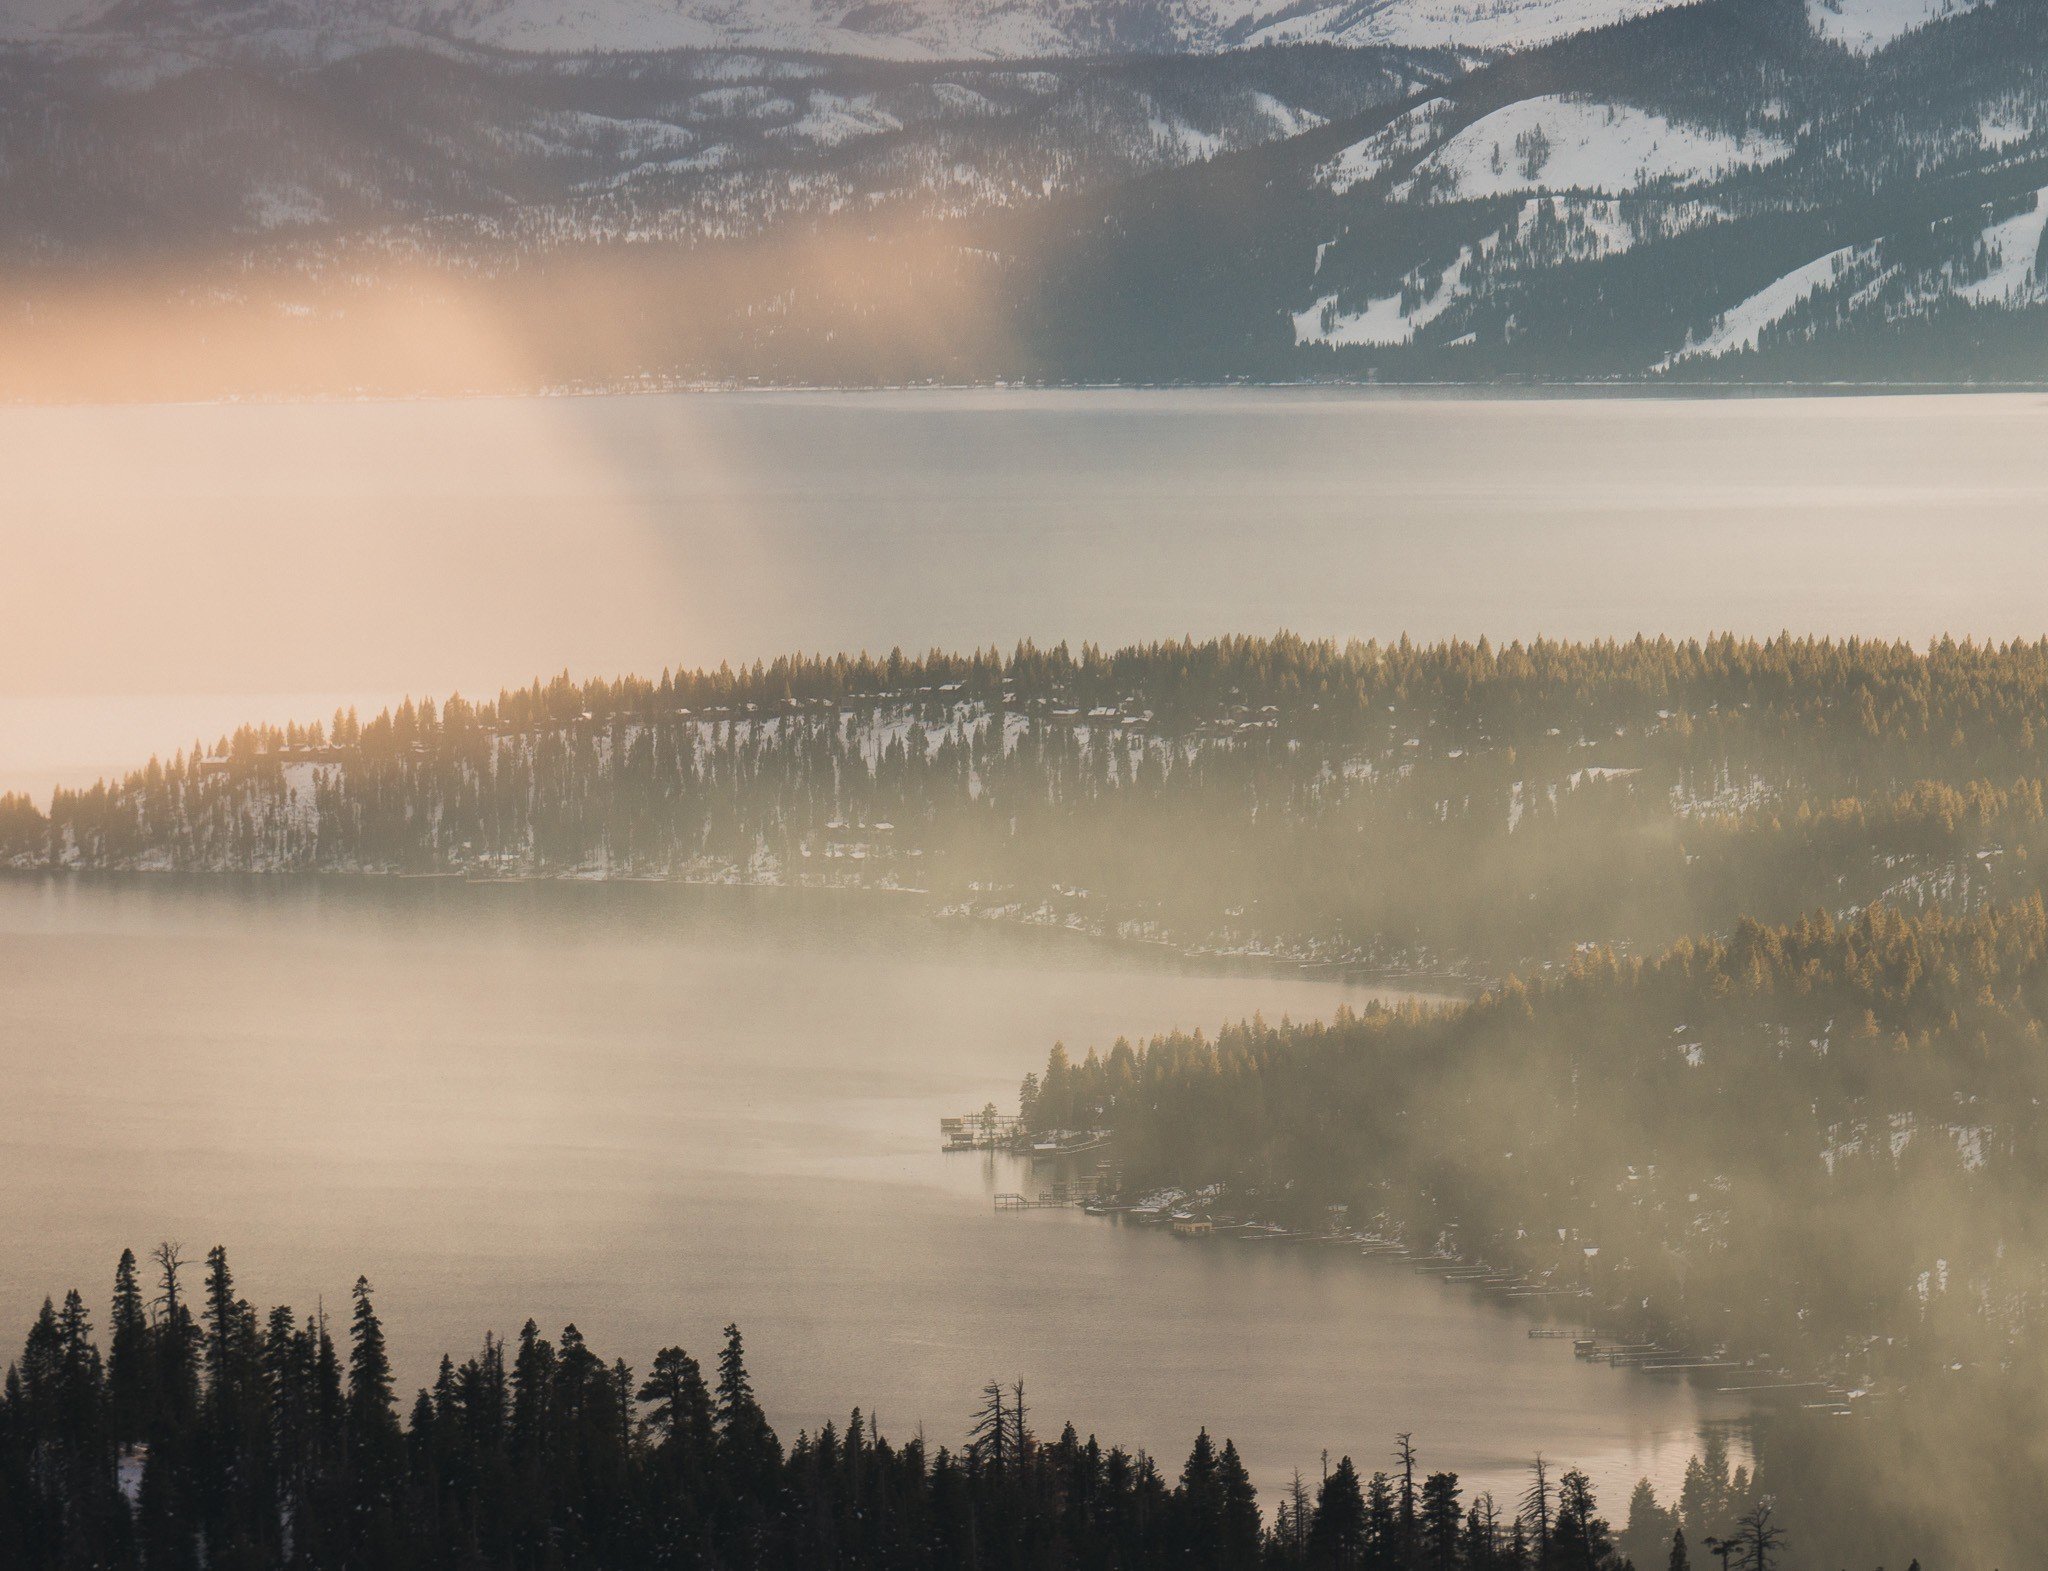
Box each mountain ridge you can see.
[0,0,1835,60]
[0,0,2039,392]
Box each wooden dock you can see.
[942,1110,1027,1152]
[993,1175,1106,1211]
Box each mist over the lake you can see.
[8,0,2048,1561]
[8,390,2048,799]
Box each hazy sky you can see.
[8,388,2048,794]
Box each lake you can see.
[6,388,2048,796]
[0,874,1748,1509]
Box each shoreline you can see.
[6,379,2048,412]
[1059,1186,1863,1425]
[0,863,1478,1001]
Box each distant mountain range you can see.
[0,0,2039,393]
[3,0,1718,60]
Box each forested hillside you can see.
[13,634,2048,974]
[0,45,1443,262]
[1029,901,2048,1371]
[0,1243,1744,1570]
[1017,906,2048,1564]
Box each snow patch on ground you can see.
[1250,91,1325,138]
[1148,108,1224,162]
[1979,105,2037,154]
[929,81,997,116]
[1805,0,1986,55]
[1236,0,1693,51]
[1294,248,1470,347]
[1954,188,2048,306]
[1953,1125,1988,1170]
[1316,98,1449,195]
[687,85,776,117]
[768,92,901,148]
[1412,95,1788,201]
[1500,193,1726,261]
[1660,245,1861,366]
[117,1446,146,1508]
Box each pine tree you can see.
[1308,1455,1367,1568]
[1364,1469,1398,1567]
[1175,1427,1223,1564]
[1421,1471,1463,1571]
[713,1322,780,1499]
[1621,1479,1673,1568]
[1554,1467,1611,1570]
[639,1346,714,1473]
[201,1247,237,1400]
[107,1249,151,1444]
[1217,1439,1261,1568]
[347,1276,397,1459]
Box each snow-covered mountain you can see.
[0,0,2038,393]
[1,0,1708,59]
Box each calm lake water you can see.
[7,389,2048,795]
[0,875,1748,1507]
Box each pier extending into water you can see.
[941,1110,1026,1151]
[941,1112,1113,1157]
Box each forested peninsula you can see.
[1015,900,2048,1566]
[9,634,2048,974]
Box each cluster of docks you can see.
[962,1154,1869,1417]
[1562,1338,1859,1412]
[993,1176,1109,1210]
[1396,1251,1588,1302]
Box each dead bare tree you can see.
[149,1241,186,1325]
[1733,1500,1786,1571]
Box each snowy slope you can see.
[1662,246,1861,365]
[1660,189,2048,369]
[1235,0,1690,50]
[1805,0,1988,56]
[1411,96,1790,200]
[1954,189,2048,306]
[1293,248,1470,346]
[1317,98,1450,194]
[4,0,1996,60]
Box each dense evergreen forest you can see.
[11,634,2048,972]
[1018,899,2048,1565]
[0,1244,1790,1571]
